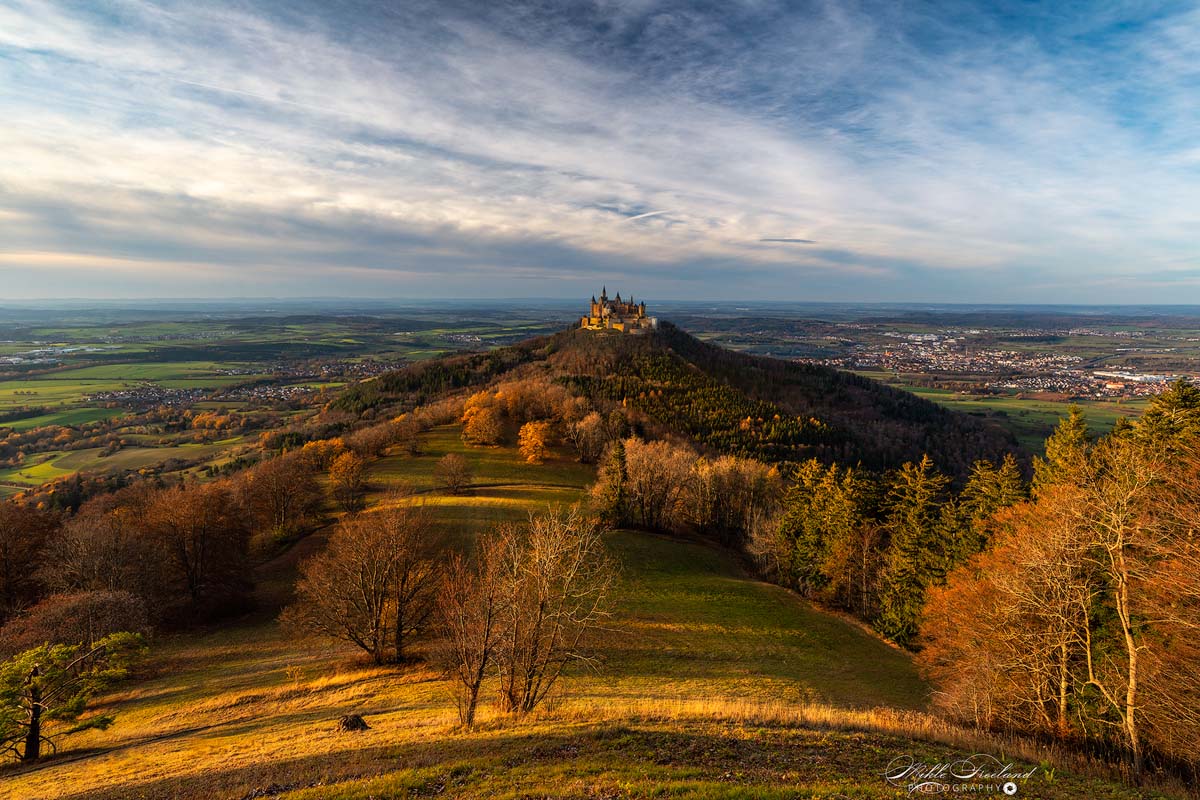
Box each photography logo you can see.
[883,753,1038,795]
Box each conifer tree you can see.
[875,455,950,646]
[1032,406,1089,495]
[0,633,146,761]
[590,439,628,525]
[778,460,866,597]
[1136,378,1200,445]
[957,454,1026,554]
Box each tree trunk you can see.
[23,665,41,762]
[1057,641,1070,735]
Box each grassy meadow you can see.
[902,388,1145,451]
[2,425,1171,799]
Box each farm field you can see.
[901,389,1145,451]
[3,425,1164,800]
[2,406,126,432]
[0,440,248,487]
[0,365,263,411]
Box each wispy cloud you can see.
[622,210,673,223]
[0,1,1198,301]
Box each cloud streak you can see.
[1,1,1199,302]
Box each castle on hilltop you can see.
[580,287,656,333]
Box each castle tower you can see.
[582,287,654,333]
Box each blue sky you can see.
[2,0,1199,302]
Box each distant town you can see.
[795,326,1193,398]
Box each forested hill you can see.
[331,321,1021,478]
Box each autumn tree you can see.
[462,405,504,446]
[329,450,369,513]
[297,438,346,471]
[923,422,1200,777]
[238,453,323,541]
[282,503,441,664]
[517,421,553,464]
[433,453,472,495]
[0,503,58,622]
[145,482,251,611]
[0,632,146,762]
[920,486,1094,734]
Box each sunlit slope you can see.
[7,425,933,799]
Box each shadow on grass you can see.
[42,718,1128,800]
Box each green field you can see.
[902,389,1145,451]
[4,425,1163,800]
[2,406,126,431]
[0,361,265,410]
[0,440,247,487]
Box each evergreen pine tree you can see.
[1032,406,1089,495]
[590,439,628,525]
[875,454,950,646]
[957,454,1027,554]
[1136,378,1200,445]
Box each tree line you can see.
[919,383,1200,780]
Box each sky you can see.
[2,0,1200,303]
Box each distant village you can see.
[803,327,1196,399]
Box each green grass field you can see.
[2,406,126,431]
[0,361,264,411]
[907,390,1143,451]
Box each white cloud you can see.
[1,1,1199,300]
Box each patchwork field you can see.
[2,426,1165,799]
[0,440,248,488]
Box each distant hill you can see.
[332,321,1021,477]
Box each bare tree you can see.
[282,502,441,664]
[39,488,165,606]
[145,482,250,606]
[621,437,694,531]
[434,530,508,727]
[433,453,472,495]
[494,506,616,715]
[565,411,606,463]
[0,503,58,622]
